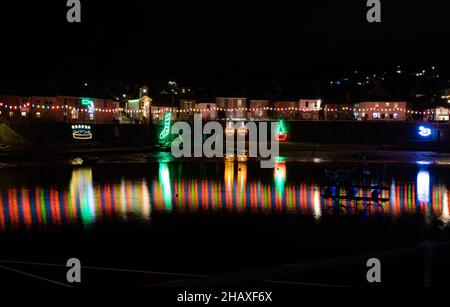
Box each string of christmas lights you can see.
[0,102,445,116]
[0,102,121,113]
[151,107,442,116]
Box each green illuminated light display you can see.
[275,118,288,141]
[81,98,95,114]
[159,113,172,139]
[276,119,287,134]
[81,98,93,106]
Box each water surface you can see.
[0,161,449,282]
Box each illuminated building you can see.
[274,101,298,119]
[422,106,449,122]
[197,101,217,121]
[178,99,197,121]
[299,99,321,120]
[125,86,152,124]
[216,97,247,120]
[249,100,269,120]
[150,94,179,123]
[0,95,119,123]
[354,82,407,121]
[324,104,354,121]
[354,101,407,121]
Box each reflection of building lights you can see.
[141,179,151,220]
[442,189,450,223]
[159,163,172,210]
[70,168,95,225]
[237,152,248,162]
[390,179,396,207]
[313,185,322,220]
[224,162,234,188]
[275,156,286,163]
[237,155,248,162]
[225,128,235,135]
[418,126,432,137]
[237,162,247,190]
[225,152,235,161]
[416,161,432,166]
[237,127,248,136]
[417,170,430,203]
[274,162,286,192]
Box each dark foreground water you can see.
[0,161,450,287]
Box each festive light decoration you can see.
[82,99,95,115]
[159,113,172,140]
[1,99,446,122]
[418,126,432,137]
[72,125,93,140]
[275,119,288,142]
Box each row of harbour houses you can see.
[1,92,448,124]
[0,95,120,123]
[139,96,418,123]
[153,97,448,123]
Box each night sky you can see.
[1,0,450,94]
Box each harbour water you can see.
[0,160,449,286]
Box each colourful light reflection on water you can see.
[0,164,449,232]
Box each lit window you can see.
[373,112,381,119]
[21,111,26,117]
[393,113,398,119]
[394,103,398,108]
[386,102,390,107]
[9,111,14,117]
[36,112,41,118]
[71,109,78,119]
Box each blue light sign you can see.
[418,126,432,137]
